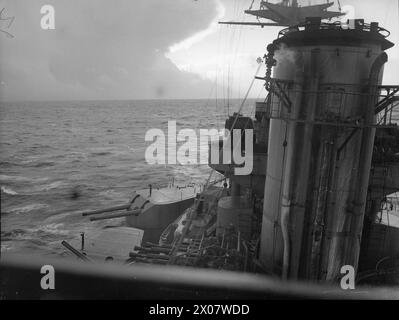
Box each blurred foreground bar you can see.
[0,254,398,299]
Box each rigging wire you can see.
[224,0,247,114]
[231,3,247,99]
[397,0,399,48]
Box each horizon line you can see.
[0,97,263,104]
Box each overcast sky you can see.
[0,0,398,101]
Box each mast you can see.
[220,0,344,27]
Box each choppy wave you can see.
[90,151,113,156]
[9,203,49,214]
[1,186,18,195]
[32,161,56,168]
[0,160,55,168]
[28,223,70,236]
[44,210,83,223]
[98,189,126,199]
[0,161,22,168]
[0,99,227,257]
[62,151,88,160]
[35,181,64,192]
[0,174,28,182]
[1,224,69,241]
[1,228,28,240]
[0,174,49,183]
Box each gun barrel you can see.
[61,241,92,262]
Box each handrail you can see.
[278,21,391,39]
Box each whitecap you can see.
[98,189,126,199]
[27,223,69,236]
[9,203,49,214]
[34,181,64,192]
[44,210,82,223]
[1,186,18,195]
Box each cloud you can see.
[0,0,220,101]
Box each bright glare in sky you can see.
[167,0,399,100]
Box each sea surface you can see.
[0,99,255,259]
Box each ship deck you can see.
[135,186,197,205]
